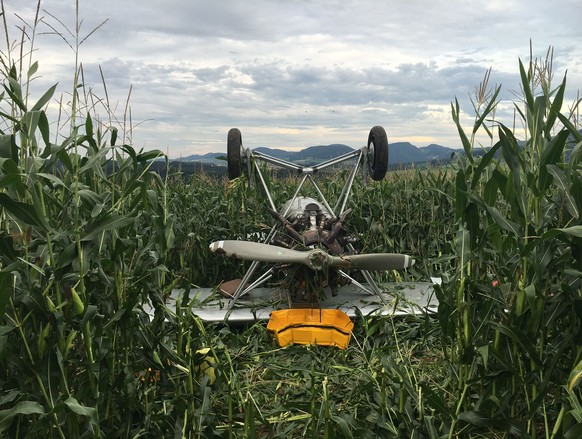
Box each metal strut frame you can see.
[227,147,386,309]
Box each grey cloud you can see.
[3,0,581,157]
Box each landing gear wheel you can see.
[227,128,244,180]
[366,126,388,181]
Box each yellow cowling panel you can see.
[267,309,354,349]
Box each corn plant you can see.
[436,49,582,437]
[0,5,184,437]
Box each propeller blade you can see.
[210,240,414,272]
[209,240,311,265]
[329,253,415,271]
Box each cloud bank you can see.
[4,0,582,157]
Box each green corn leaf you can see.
[472,84,502,136]
[556,111,582,143]
[62,396,97,419]
[545,73,566,136]
[81,213,136,241]
[0,390,19,407]
[0,134,17,161]
[498,128,528,220]
[331,415,354,439]
[498,124,523,180]
[57,148,74,174]
[539,130,569,192]
[0,323,16,337]
[38,110,51,148]
[0,235,16,260]
[569,359,582,392]
[27,61,38,78]
[0,174,23,191]
[23,110,42,139]
[513,102,527,127]
[471,140,501,190]
[531,96,546,140]
[0,157,18,176]
[78,189,102,207]
[451,98,474,163]
[565,424,582,439]
[137,149,164,162]
[456,225,470,268]
[78,145,112,174]
[0,401,45,433]
[4,77,26,112]
[483,169,500,205]
[571,173,582,219]
[455,170,468,220]
[120,144,137,161]
[110,126,118,146]
[554,226,582,238]
[85,113,93,137]
[518,59,535,112]
[31,83,58,111]
[0,272,12,321]
[491,322,542,367]
[458,410,529,438]
[0,193,47,230]
[468,192,523,238]
[487,205,522,237]
[0,110,19,125]
[36,172,67,188]
[546,164,579,219]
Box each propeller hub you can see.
[307,249,329,271]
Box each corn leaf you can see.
[565,424,582,439]
[539,130,570,192]
[0,401,45,433]
[62,396,97,419]
[457,410,528,438]
[4,77,26,112]
[568,361,582,392]
[0,272,11,321]
[471,140,501,190]
[544,73,566,137]
[518,59,535,112]
[0,134,17,162]
[81,214,135,241]
[472,84,501,136]
[546,164,579,219]
[31,83,57,111]
[490,322,542,368]
[0,193,47,230]
[451,98,474,163]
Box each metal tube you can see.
[335,149,364,215]
[251,151,303,172]
[307,175,336,217]
[281,174,310,217]
[254,159,277,211]
[241,269,274,296]
[314,149,362,170]
[337,270,373,295]
[252,149,361,174]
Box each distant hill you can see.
[175,142,463,167]
[294,144,355,161]
[389,142,463,164]
[176,152,226,163]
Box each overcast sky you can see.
[3,0,582,157]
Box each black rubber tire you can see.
[227,128,243,180]
[367,126,388,181]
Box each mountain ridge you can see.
[175,142,464,166]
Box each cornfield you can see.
[1,3,582,438]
